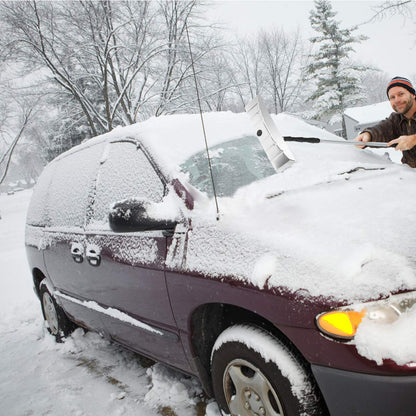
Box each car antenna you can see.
[185,22,220,221]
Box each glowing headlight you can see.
[316,291,416,341]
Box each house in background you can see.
[344,101,392,140]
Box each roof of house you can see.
[344,101,392,124]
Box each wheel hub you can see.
[223,358,285,416]
[243,388,266,415]
[42,292,59,335]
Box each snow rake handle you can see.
[283,136,396,148]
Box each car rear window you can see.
[46,143,104,229]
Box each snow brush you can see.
[283,136,394,147]
[245,96,393,172]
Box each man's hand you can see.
[388,134,416,151]
[353,132,371,148]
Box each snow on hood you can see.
[211,162,416,302]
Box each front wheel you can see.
[211,325,326,416]
[39,280,76,342]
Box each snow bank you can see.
[144,363,207,416]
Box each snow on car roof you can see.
[136,111,347,170]
[59,110,392,178]
[91,110,391,178]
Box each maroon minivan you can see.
[26,111,416,415]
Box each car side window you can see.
[47,143,104,229]
[89,141,165,228]
[26,162,56,227]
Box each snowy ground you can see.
[0,189,220,416]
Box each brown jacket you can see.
[363,112,416,167]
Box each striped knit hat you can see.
[386,76,415,97]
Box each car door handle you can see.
[70,242,84,263]
[86,245,101,267]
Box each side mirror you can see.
[109,199,177,233]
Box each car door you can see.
[83,140,188,369]
[43,141,107,333]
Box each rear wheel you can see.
[211,324,325,416]
[40,280,76,342]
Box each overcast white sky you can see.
[206,0,415,80]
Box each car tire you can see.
[40,280,76,342]
[211,324,325,416]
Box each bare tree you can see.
[188,48,239,112]
[365,0,414,22]
[0,106,33,185]
[259,29,306,113]
[151,1,229,116]
[0,1,166,134]
[360,70,391,104]
[0,0,217,136]
[68,1,160,128]
[231,37,266,108]
[154,0,196,116]
[230,28,308,114]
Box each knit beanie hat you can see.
[386,76,415,97]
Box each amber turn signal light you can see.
[317,310,366,340]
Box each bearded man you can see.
[354,76,416,167]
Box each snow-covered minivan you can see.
[26,111,416,416]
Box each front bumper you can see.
[312,364,416,416]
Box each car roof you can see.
[53,111,392,179]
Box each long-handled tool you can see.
[283,136,392,147]
[245,96,392,172]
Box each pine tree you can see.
[306,0,368,137]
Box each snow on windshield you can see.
[184,159,416,303]
[180,136,275,197]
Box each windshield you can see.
[180,136,276,197]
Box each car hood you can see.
[184,147,416,303]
